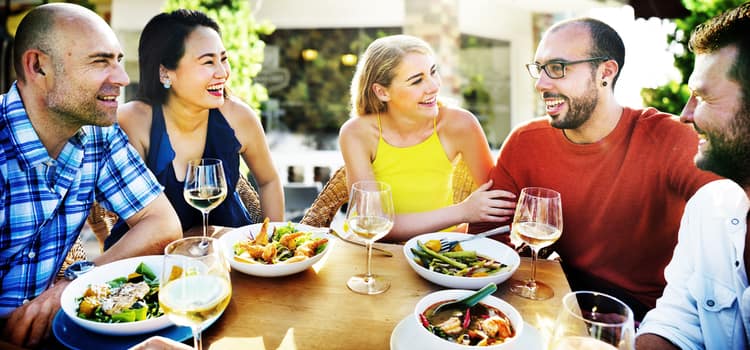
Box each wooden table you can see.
[203,231,572,350]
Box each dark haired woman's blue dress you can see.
[104,106,253,249]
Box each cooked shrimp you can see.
[295,238,328,257]
[480,316,512,339]
[279,232,304,250]
[262,243,277,264]
[437,316,463,336]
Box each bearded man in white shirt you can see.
[636,2,750,350]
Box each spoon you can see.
[431,282,498,315]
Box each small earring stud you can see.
[602,81,608,87]
[163,79,171,89]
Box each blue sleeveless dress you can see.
[104,106,252,249]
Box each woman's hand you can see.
[460,180,517,223]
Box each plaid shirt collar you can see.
[1,82,89,172]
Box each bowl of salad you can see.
[403,232,520,289]
[59,255,173,335]
[413,289,523,349]
[219,219,333,277]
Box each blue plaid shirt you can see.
[0,83,163,317]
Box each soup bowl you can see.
[412,289,523,349]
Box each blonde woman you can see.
[339,34,516,242]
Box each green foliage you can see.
[642,0,746,114]
[265,28,400,134]
[641,80,691,114]
[163,0,275,110]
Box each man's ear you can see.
[372,83,390,102]
[600,59,619,83]
[21,49,50,82]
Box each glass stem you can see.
[528,248,538,288]
[365,241,374,280]
[191,326,202,350]
[202,211,209,237]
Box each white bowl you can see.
[219,222,333,277]
[403,232,520,289]
[60,255,173,336]
[413,289,524,349]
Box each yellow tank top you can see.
[372,116,454,215]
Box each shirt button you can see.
[736,261,741,267]
[707,299,715,307]
[731,218,740,225]
[27,252,36,258]
[22,299,29,305]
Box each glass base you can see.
[509,278,554,300]
[347,274,390,295]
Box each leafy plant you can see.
[163,0,275,110]
[641,0,746,114]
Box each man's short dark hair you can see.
[690,2,750,112]
[12,6,56,82]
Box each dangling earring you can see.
[602,81,608,87]
[163,79,171,89]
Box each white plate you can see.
[219,222,333,277]
[390,316,544,350]
[60,255,173,336]
[403,232,520,289]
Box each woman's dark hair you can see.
[136,9,222,105]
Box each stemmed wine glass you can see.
[345,180,394,295]
[184,158,228,237]
[509,187,563,300]
[549,291,635,350]
[160,237,232,350]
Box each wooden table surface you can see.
[203,230,572,350]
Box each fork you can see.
[439,225,511,251]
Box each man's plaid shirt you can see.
[0,83,162,316]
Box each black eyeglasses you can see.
[526,57,610,79]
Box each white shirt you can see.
[638,179,750,350]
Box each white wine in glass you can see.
[509,187,563,300]
[184,158,228,237]
[549,291,635,350]
[345,181,394,295]
[160,237,231,350]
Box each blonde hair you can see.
[350,34,434,117]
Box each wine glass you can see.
[160,237,232,350]
[509,187,563,300]
[345,180,394,295]
[184,158,228,237]
[549,291,635,350]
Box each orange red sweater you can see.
[470,107,721,317]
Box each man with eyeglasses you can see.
[468,17,720,320]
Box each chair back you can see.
[86,176,263,248]
[300,157,477,228]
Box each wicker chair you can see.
[86,176,263,249]
[300,157,477,228]
[57,237,88,279]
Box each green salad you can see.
[76,262,163,323]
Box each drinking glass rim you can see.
[187,158,223,167]
[521,186,561,199]
[164,236,219,255]
[351,180,391,192]
[561,290,634,328]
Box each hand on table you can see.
[1,280,69,348]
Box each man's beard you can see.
[696,107,750,186]
[549,77,598,130]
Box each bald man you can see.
[0,4,180,347]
